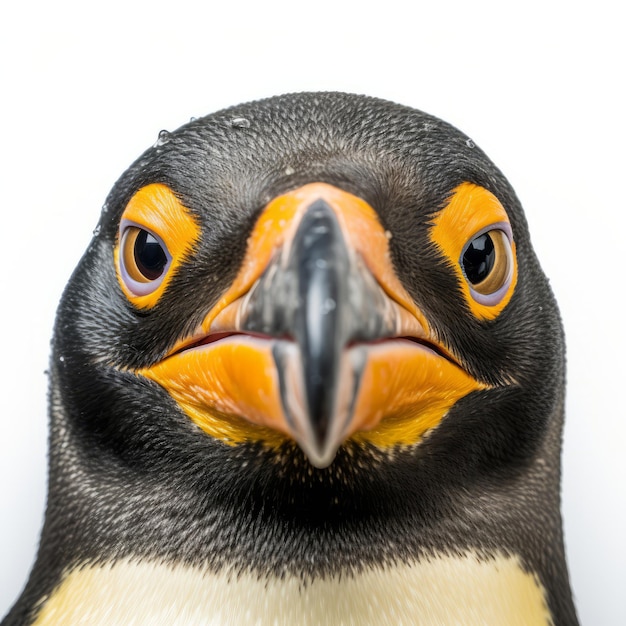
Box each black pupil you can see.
[462,233,495,285]
[134,230,167,280]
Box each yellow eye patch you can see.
[430,183,518,320]
[114,183,200,309]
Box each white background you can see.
[0,1,624,623]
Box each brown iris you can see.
[462,229,512,296]
[121,226,169,283]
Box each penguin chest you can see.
[32,552,552,626]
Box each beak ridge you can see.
[292,200,350,457]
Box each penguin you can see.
[2,92,578,625]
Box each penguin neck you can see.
[30,380,577,624]
[44,371,568,579]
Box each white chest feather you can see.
[32,552,552,626]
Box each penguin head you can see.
[52,92,563,504]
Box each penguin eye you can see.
[119,223,172,296]
[431,183,518,320]
[114,184,200,309]
[461,228,513,305]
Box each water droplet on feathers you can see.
[230,117,251,129]
[154,130,171,147]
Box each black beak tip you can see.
[299,437,339,469]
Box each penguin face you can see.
[54,93,563,494]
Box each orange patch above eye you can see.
[430,183,518,321]
[114,183,200,309]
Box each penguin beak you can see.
[217,194,422,466]
[139,184,484,467]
